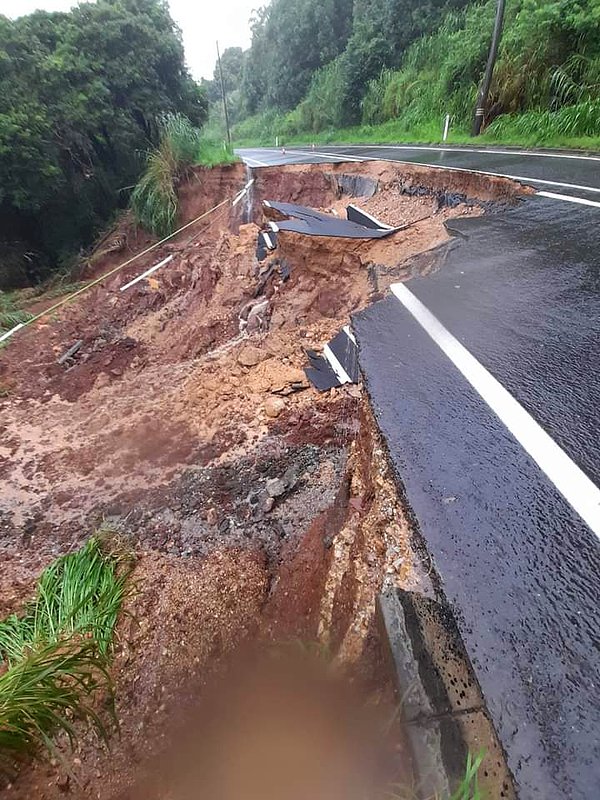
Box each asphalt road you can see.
[237,145,600,798]
[238,144,600,202]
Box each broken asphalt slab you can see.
[263,200,399,238]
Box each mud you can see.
[0,159,527,798]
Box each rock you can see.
[237,345,265,367]
[94,372,110,390]
[271,368,310,395]
[262,496,275,513]
[345,384,362,399]
[264,396,285,418]
[266,477,286,498]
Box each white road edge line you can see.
[323,343,351,385]
[343,324,356,344]
[120,254,174,292]
[242,147,600,203]
[294,148,600,195]
[390,282,600,539]
[287,148,366,163]
[242,156,268,167]
[537,191,600,209]
[341,143,600,163]
[256,147,366,163]
[347,203,394,230]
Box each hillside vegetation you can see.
[219,0,600,148]
[0,0,207,288]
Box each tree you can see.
[0,0,207,285]
[240,0,353,114]
[213,47,245,96]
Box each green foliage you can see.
[449,751,485,800]
[0,536,132,666]
[385,751,485,800]
[0,0,207,287]
[235,0,600,148]
[297,58,349,132]
[0,291,33,335]
[241,0,354,115]
[360,0,600,136]
[360,6,488,129]
[197,141,238,168]
[131,114,237,237]
[487,100,600,140]
[131,113,202,237]
[204,46,245,103]
[0,641,114,776]
[0,535,132,775]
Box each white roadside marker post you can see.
[443,114,450,142]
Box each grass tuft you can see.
[448,751,485,800]
[131,114,238,237]
[0,536,132,666]
[0,291,33,335]
[0,641,113,776]
[0,535,133,775]
[131,113,202,237]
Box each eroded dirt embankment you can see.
[0,159,526,798]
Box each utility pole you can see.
[472,0,506,136]
[216,40,232,149]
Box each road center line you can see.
[390,282,600,539]
[537,191,600,208]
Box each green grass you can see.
[0,536,132,665]
[131,113,203,236]
[448,751,484,800]
[385,751,485,800]
[131,113,239,237]
[0,291,33,335]
[0,535,133,775]
[197,140,238,167]
[0,641,113,776]
[235,112,600,152]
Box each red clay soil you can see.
[0,159,527,798]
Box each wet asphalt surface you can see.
[239,144,600,201]
[238,146,600,798]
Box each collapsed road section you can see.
[353,195,600,799]
[0,158,531,799]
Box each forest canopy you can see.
[0,0,206,286]
[228,0,600,145]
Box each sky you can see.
[1,0,258,80]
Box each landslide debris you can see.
[0,159,526,799]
